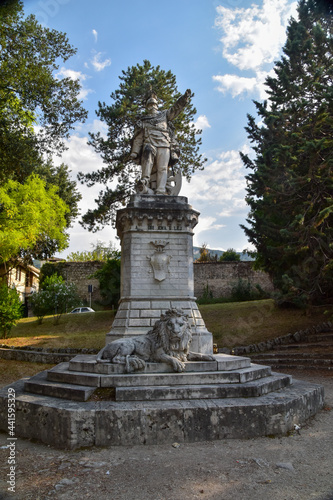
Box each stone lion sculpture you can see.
[96,308,214,373]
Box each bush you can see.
[230,279,269,302]
[30,275,80,324]
[219,248,240,262]
[0,285,23,338]
[197,279,270,305]
[30,290,53,324]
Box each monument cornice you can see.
[116,195,200,239]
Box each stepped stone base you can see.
[0,353,325,449]
[0,377,324,449]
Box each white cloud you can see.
[194,115,211,130]
[213,68,275,99]
[193,216,226,247]
[92,29,98,42]
[213,0,298,98]
[57,67,88,81]
[213,74,258,98]
[89,119,108,137]
[91,52,111,72]
[78,87,94,100]
[182,148,248,210]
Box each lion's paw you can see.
[126,355,146,373]
[172,359,186,372]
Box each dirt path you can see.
[0,370,332,500]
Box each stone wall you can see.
[193,261,274,299]
[50,261,103,304]
[46,260,273,304]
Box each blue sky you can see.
[24,0,298,256]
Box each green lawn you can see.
[1,310,116,351]
[201,299,332,347]
[1,299,331,351]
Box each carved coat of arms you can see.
[148,240,171,281]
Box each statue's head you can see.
[145,93,158,114]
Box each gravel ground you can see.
[0,370,332,500]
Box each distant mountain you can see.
[193,247,254,261]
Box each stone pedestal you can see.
[106,194,213,354]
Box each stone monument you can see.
[0,85,324,450]
[106,88,213,354]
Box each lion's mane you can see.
[146,309,192,361]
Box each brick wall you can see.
[193,261,274,298]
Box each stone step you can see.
[47,362,101,387]
[99,364,271,388]
[255,358,333,366]
[46,362,271,388]
[24,371,96,401]
[251,352,333,360]
[268,364,333,372]
[273,341,333,351]
[69,353,251,374]
[252,359,333,370]
[307,333,333,342]
[115,373,292,401]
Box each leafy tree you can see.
[196,243,217,262]
[37,275,80,324]
[0,175,69,273]
[79,60,206,230]
[196,243,210,262]
[0,0,87,167]
[92,258,121,308]
[219,248,241,262]
[66,241,121,262]
[241,0,333,308]
[39,261,66,289]
[0,284,23,338]
[0,0,85,259]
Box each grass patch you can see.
[200,299,333,347]
[1,300,332,352]
[1,310,116,350]
[0,360,55,388]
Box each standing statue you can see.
[130,89,191,196]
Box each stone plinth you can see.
[106,194,213,354]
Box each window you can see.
[15,268,21,281]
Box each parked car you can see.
[69,307,95,314]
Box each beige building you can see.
[5,262,40,303]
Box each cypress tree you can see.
[241,0,333,307]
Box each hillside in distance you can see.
[193,247,254,261]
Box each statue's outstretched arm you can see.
[167,89,191,121]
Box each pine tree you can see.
[79,60,206,230]
[241,0,333,308]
